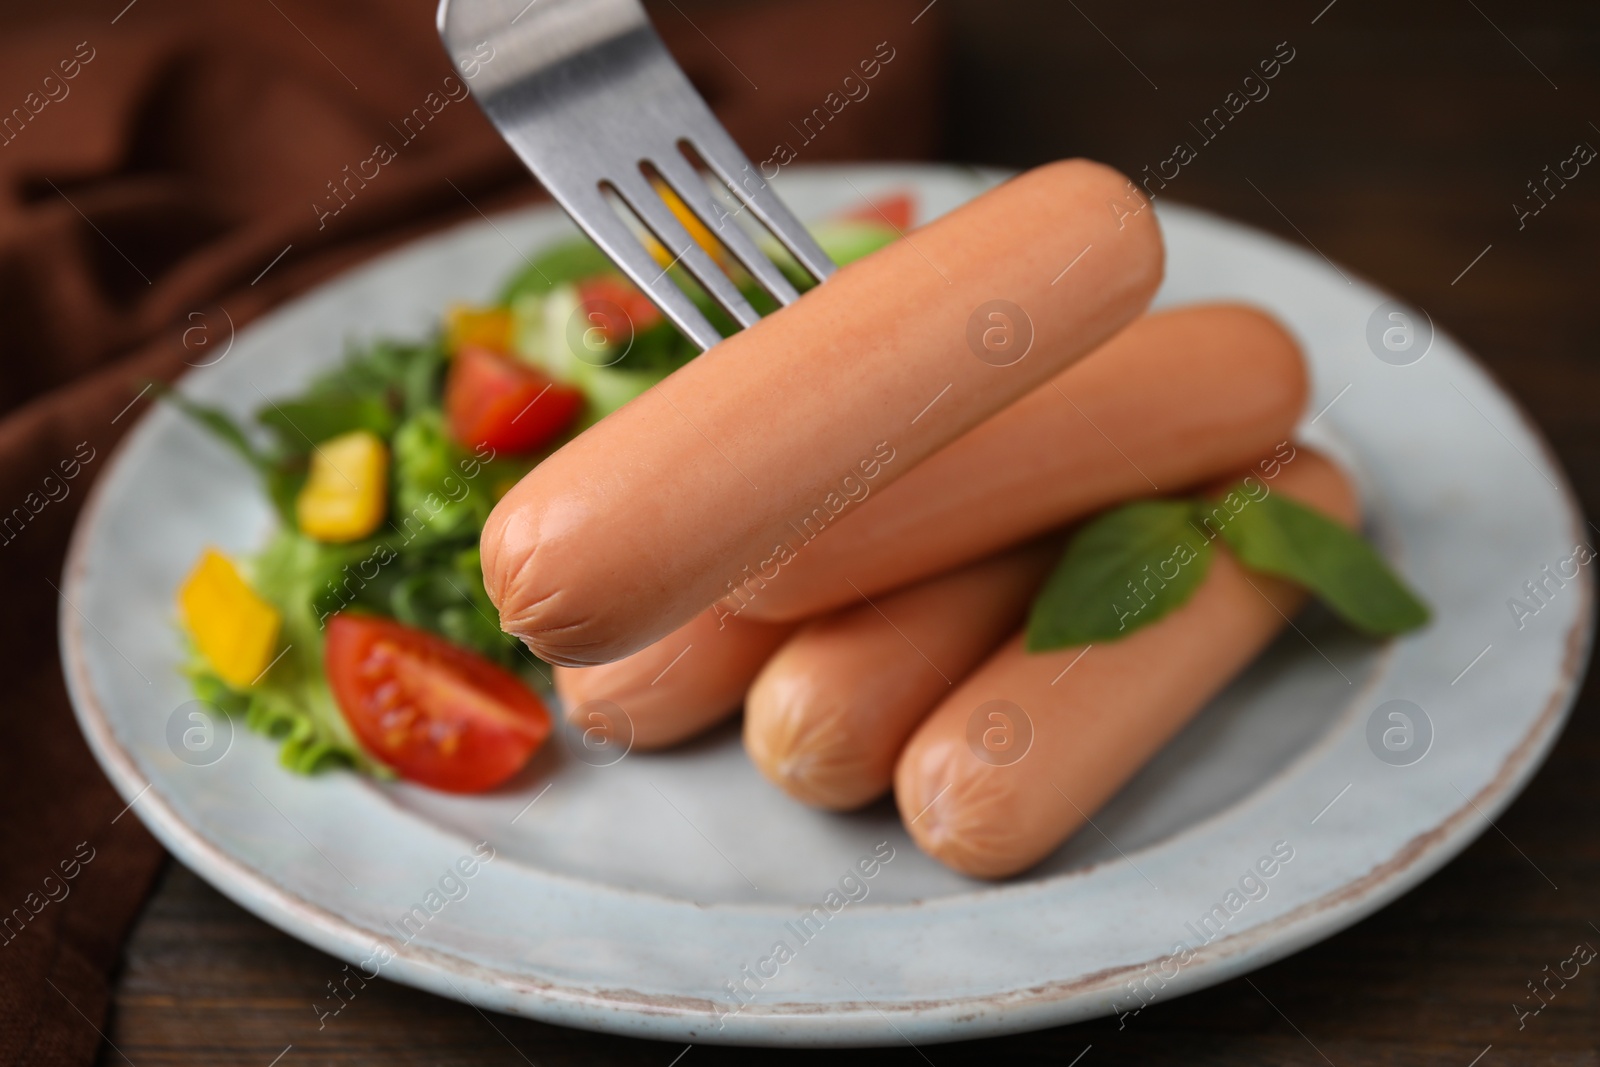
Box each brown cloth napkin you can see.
[0,1,943,1062]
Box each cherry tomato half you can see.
[326,613,551,793]
[576,275,663,348]
[445,345,583,455]
[842,191,915,232]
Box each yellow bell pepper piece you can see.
[296,430,389,543]
[178,549,282,688]
[446,303,511,355]
[645,177,729,269]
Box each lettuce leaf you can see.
[181,531,384,774]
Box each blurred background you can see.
[0,0,1594,1063]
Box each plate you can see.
[61,164,1592,1046]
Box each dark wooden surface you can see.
[102,0,1600,1063]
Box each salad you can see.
[169,192,909,793]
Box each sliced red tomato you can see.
[842,191,915,231]
[445,345,583,455]
[576,275,663,347]
[326,613,551,793]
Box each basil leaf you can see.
[1218,492,1429,637]
[1025,500,1214,651]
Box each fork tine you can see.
[683,129,837,284]
[607,174,762,332]
[561,184,724,351]
[648,154,802,308]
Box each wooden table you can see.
[104,0,1600,1062]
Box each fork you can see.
[437,0,837,351]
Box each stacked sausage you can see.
[483,160,1341,879]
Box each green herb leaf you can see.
[768,221,899,290]
[1218,491,1429,637]
[256,394,397,453]
[156,382,305,526]
[497,240,617,304]
[389,409,510,545]
[153,382,272,474]
[386,546,530,671]
[313,338,444,419]
[1025,500,1214,651]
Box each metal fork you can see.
[437,0,837,351]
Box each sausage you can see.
[482,160,1165,666]
[564,302,1305,753]
[737,302,1308,622]
[744,541,1059,811]
[553,611,796,750]
[893,447,1358,879]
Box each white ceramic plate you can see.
[62,165,1591,1047]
